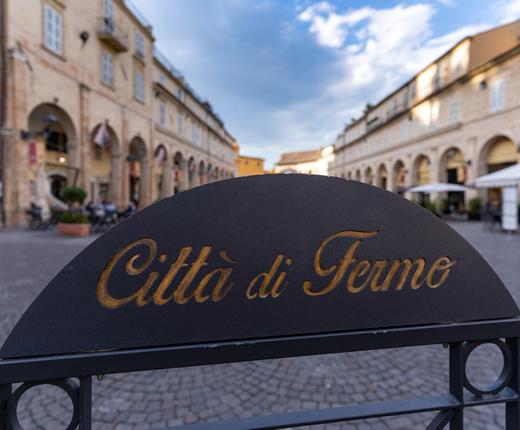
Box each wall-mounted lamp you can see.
[79,31,90,45]
[58,156,67,164]
[466,160,472,166]
[480,80,487,90]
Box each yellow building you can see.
[0,0,238,226]
[237,155,265,176]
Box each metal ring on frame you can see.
[462,339,513,397]
[5,378,79,430]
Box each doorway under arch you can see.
[128,136,148,207]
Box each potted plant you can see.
[467,197,482,221]
[57,187,91,237]
[438,198,450,215]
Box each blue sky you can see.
[132,0,520,167]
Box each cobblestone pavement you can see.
[0,222,518,429]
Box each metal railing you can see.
[96,17,129,52]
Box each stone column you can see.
[78,83,91,194]
[465,137,479,204]
[120,109,129,208]
[111,152,123,205]
[162,158,173,197]
[180,160,189,191]
[403,155,413,201]
[387,160,395,193]
[139,157,149,207]
[429,149,440,203]
[4,49,31,226]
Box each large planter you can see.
[58,222,91,237]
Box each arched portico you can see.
[153,144,171,200]
[173,152,186,193]
[127,136,148,207]
[27,103,78,199]
[364,166,374,185]
[439,147,466,213]
[392,159,407,195]
[478,135,518,203]
[199,160,206,185]
[376,163,389,190]
[90,122,120,203]
[412,154,432,186]
[187,157,197,189]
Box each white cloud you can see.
[498,0,520,22]
[266,2,494,167]
[298,2,491,101]
[298,2,373,48]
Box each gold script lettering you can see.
[97,238,158,309]
[303,230,378,296]
[426,257,457,288]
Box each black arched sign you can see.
[1,175,518,358]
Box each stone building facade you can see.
[274,146,334,175]
[0,0,238,226]
[330,20,520,207]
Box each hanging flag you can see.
[94,122,111,147]
[155,145,167,164]
[188,158,196,173]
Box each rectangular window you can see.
[177,112,183,135]
[135,31,145,59]
[177,88,184,102]
[490,80,505,113]
[44,4,62,55]
[434,66,441,91]
[134,71,144,102]
[159,73,166,86]
[448,100,460,123]
[159,102,166,127]
[104,0,113,20]
[102,52,113,86]
[192,124,200,143]
[410,81,417,99]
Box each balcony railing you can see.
[97,17,129,52]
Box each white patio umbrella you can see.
[475,163,520,188]
[475,163,520,232]
[407,182,467,193]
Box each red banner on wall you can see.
[28,141,37,165]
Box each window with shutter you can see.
[43,4,63,55]
[102,52,113,86]
[490,80,505,113]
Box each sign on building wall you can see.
[502,186,518,231]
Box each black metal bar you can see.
[0,384,11,430]
[1,319,520,384]
[449,342,464,429]
[79,376,92,430]
[166,395,460,430]
[160,391,518,430]
[426,410,454,430]
[506,337,520,429]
